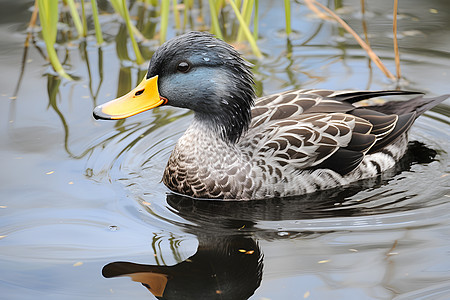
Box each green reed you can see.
[208,0,224,40]
[284,0,291,35]
[227,0,262,57]
[31,0,407,82]
[45,1,413,84]
[110,0,145,64]
[253,0,259,40]
[38,0,72,80]
[66,0,84,37]
[80,0,88,37]
[91,0,104,44]
[159,0,170,44]
[35,0,271,79]
[236,0,253,41]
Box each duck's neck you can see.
[175,118,240,163]
[194,100,252,144]
[183,118,232,146]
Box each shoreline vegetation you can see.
[22,0,401,83]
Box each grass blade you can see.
[237,0,254,41]
[38,0,72,80]
[91,0,104,44]
[226,0,262,58]
[109,0,124,16]
[81,0,87,37]
[121,0,145,64]
[110,0,147,41]
[253,0,259,40]
[173,0,181,29]
[183,0,189,29]
[160,0,170,43]
[208,0,224,39]
[284,0,291,35]
[66,0,84,37]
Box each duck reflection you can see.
[103,232,262,299]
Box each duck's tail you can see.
[331,91,449,154]
[332,90,449,118]
[365,93,450,118]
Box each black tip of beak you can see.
[93,106,112,120]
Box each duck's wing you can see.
[251,89,421,126]
[244,90,423,175]
[242,111,376,175]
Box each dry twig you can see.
[306,0,396,81]
[393,0,401,79]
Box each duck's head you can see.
[93,31,255,143]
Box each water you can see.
[1,0,449,299]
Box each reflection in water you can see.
[103,234,262,299]
[79,41,104,106]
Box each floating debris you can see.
[318,259,331,264]
[108,225,119,231]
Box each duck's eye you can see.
[177,61,191,73]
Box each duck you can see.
[93,31,449,200]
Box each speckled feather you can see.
[133,32,448,200]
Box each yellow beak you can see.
[93,75,166,120]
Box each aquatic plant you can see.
[27,0,404,82]
[32,0,267,76]
[37,0,72,79]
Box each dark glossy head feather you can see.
[147,31,255,143]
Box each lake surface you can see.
[1,0,449,299]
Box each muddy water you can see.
[0,0,449,299]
